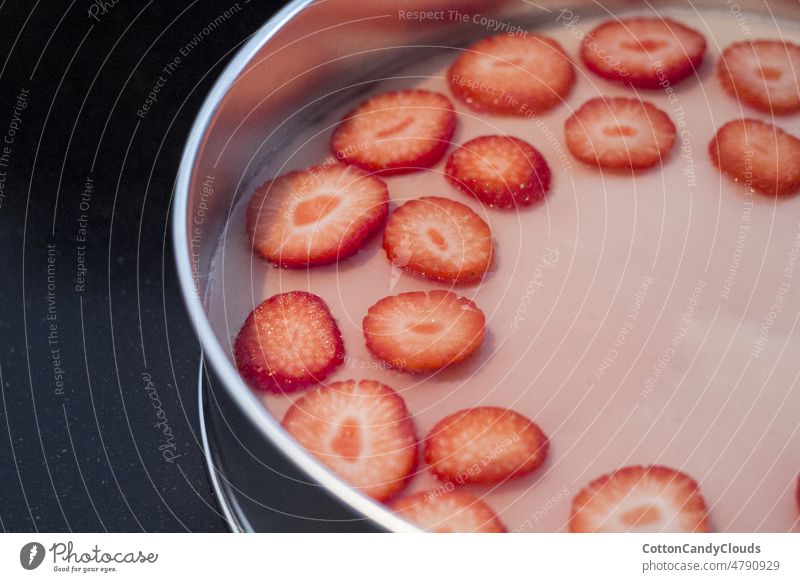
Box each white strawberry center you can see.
[607,494,685,532]
[620,503,662,527]
[622,38,668,53]
[603,124,637,138]
[408,319,443,335]
[292,194,341,227]
[484,152,512,175]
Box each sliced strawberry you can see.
[565,97,676,170]
[445,135,551,209]
[570,465,710,533]
[363,290,485,372]
[330,89,455,175]
[581,18,706,89]
[247,164,388,268]
[234,292,344,393]
[709,118,800,196]
[282,379,417,501]
[448,34,574,115]
[383,196,493,284]
[719,40,800,115]
[390,490,506,533]
[424,407,548,485]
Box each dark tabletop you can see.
[0,0,288,532]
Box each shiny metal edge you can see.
[198,355,251,533]
[172,0,418,533]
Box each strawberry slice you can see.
[445,135,551,209]
[570,465,710,533]
[719,40,800,115]
[581,18,706,88]
[565,97,676,170]
[234,292,344,393]
[390,490,506,533]
[363,290,485,372]
[448,34,574,115]
[247,164,388,268]
[282,379,417,501]
[383,196,493,284]
[330,89,456,175]
[424,407,548,485]
[709,118,800,197]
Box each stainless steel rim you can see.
[197,355,250,533]
[172,0,417,533]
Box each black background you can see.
[0,0,288,532]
